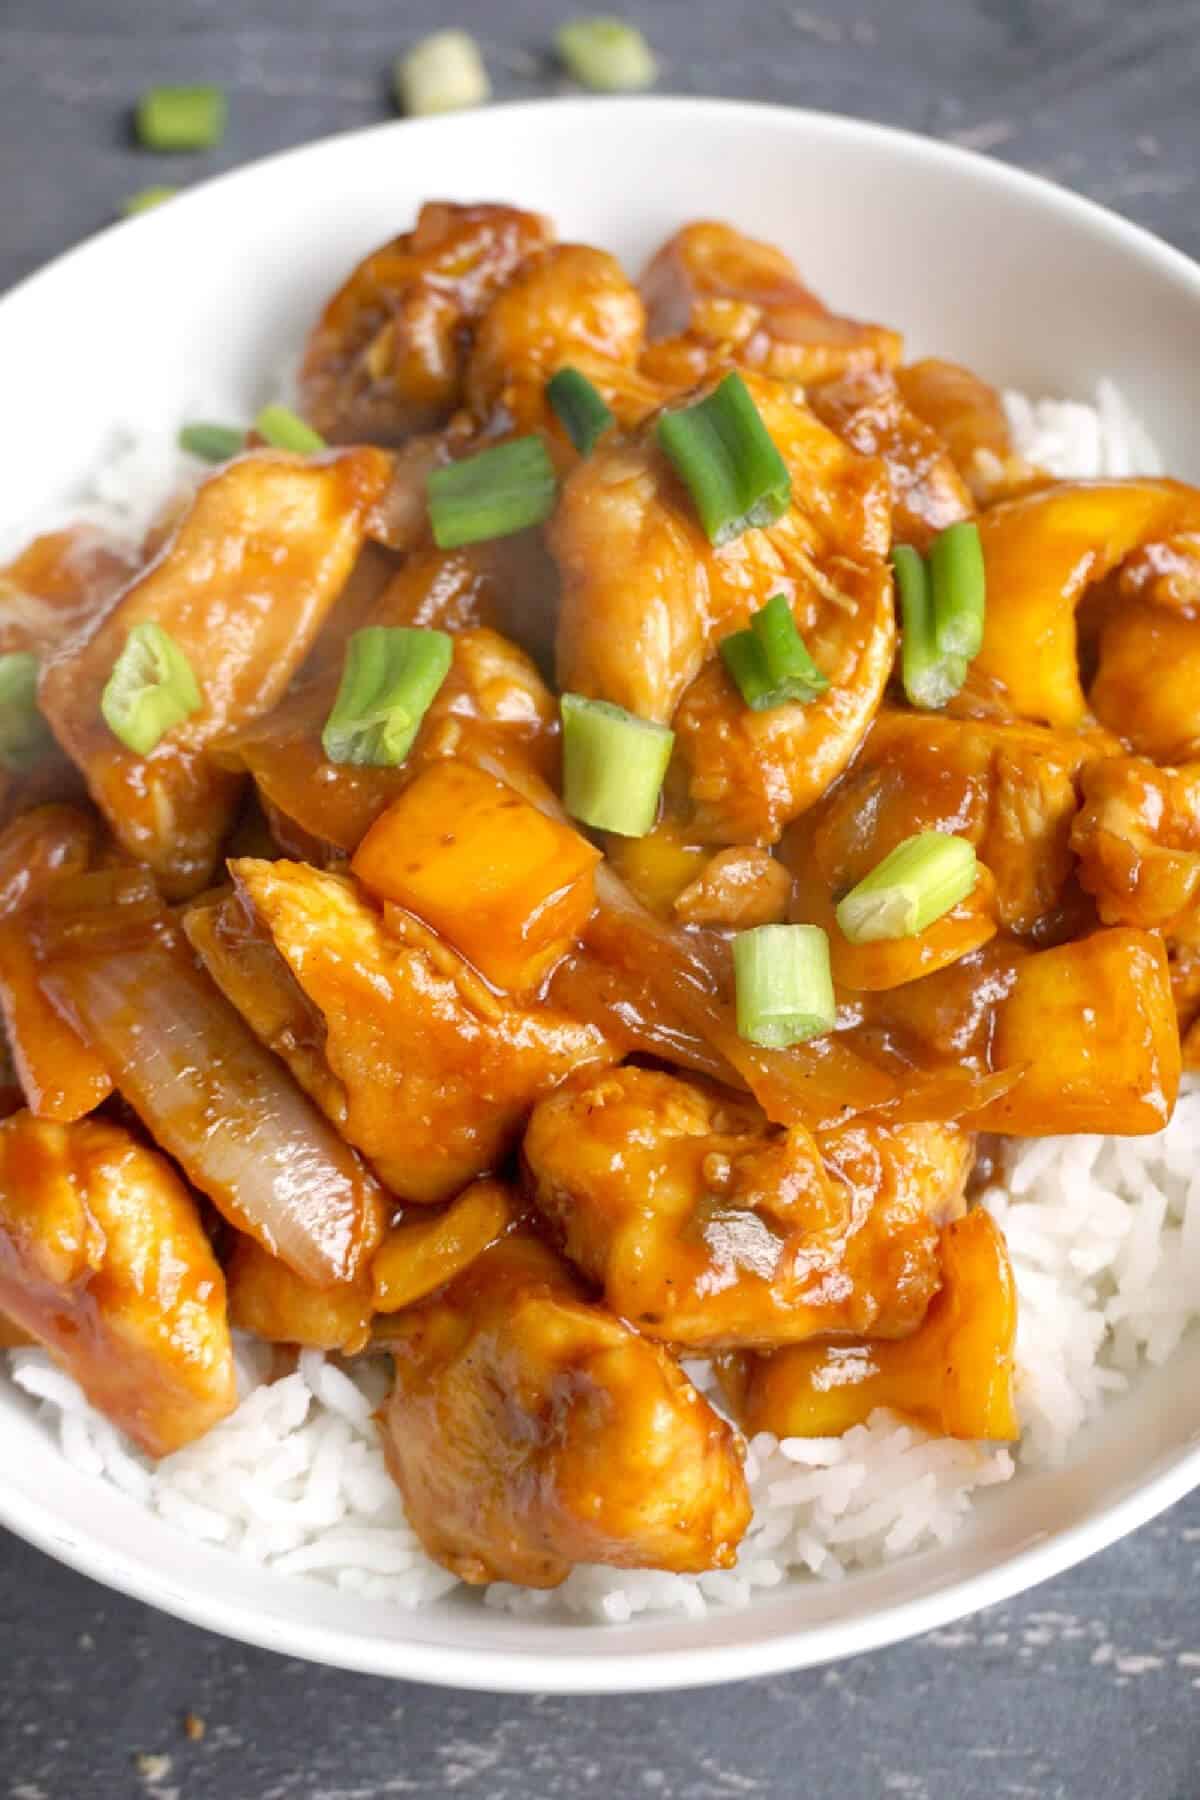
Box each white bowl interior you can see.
[3,97,1200,1691]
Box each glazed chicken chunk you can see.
[39,448,393,896]
[380,1224,751,1587]
[523,1065,973,1349]
[0,1110,236,1456]
[189,859,618,1204]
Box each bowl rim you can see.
[5,92,1200,1693]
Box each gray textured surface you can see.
[3,1,1200,1794]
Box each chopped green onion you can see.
[135,86,227,152]
[893,543,966,710]
[254,405,326,455]
[122,185,178,216]
[557,16,658,91]
[546,367,614,456]
[733,923,835,1048]
[426,436,558,549]
[322,627,453,767]
[101,623,202,756]
[0,653,56,771]
[835,832,978,944]
[560,693,674,837]
[929,519,986,661]
[178,421,245,463]
[394,30,491,115]
[657,372,791,547]
[720,592,829,711]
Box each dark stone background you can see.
[2,2,1199,1793]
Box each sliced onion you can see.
[38,883,385,1288]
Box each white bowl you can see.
[3,96,1200,1693]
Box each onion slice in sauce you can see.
[34,870,386,1288]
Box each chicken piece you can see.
[465,244,645,432]
[372,1177,514,1312]
[0,1110,236,1456]
[670,560,896,844]
[965,929,1179,1135]
[352,760,599,993]
[895,359,1034,504]
[0,1311,32,1347]
[299,201,553,443]
[639,221,901,386]
[380,1224,751,1586]
[226,1235,372,1353]
[299,542,400,681]
[40,449,393,897]
[969,479,1200,729]
[181,888,343,1126]
[719,1208,1018,1441]
[809,369,975,550]
[551,370,891,726]
[0,806,112,1120]
[0,526,136,824]
[1071,756,1200,939]
[221,616,558,862]
[1090,583,1200,763]
[40,867,386,1288]
[523,1065,972,1350]
[672,845,792,928]
[211,859,617,1204]
[780,709,1113,981]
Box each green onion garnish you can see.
[929,519,986,661]
[557,17,658,91]
[546,367,614,456]
[719,592,829,712]
[322,626,453,767]
[733,923,835,1048]
[394,30,491,115]
[657,372,791,547]
[426,437,558,550]
[0,653,56,771]
[893,543,966,710]
[835,832,978,944]
[560,693,674,837]
[254,405,326,455]
[122,185,178,216]
[179,421,245,463]
[135,86,227,152]
[100,623,203,756]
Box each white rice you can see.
[5,377,1193,1623]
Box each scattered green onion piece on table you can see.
[929,519,986,660]
[835,832,978,944]
[100,623,202,756]
[560,693,674,837]
[122,185,177,216]
[426,436,558,549]
[657,372,791,546]
[546,367,614,456]
[893,543,966,710]
[0,653,56,771]
[135,86,227,152]
[557,16,658,91]
[322,626,453,768]
[733,923,835,1048]
[254,405,326,455]
[178,421,245,463]
[394,30,491,115]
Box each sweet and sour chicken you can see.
[0,201,1194,1592]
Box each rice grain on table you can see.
[6,380,1194,1623]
